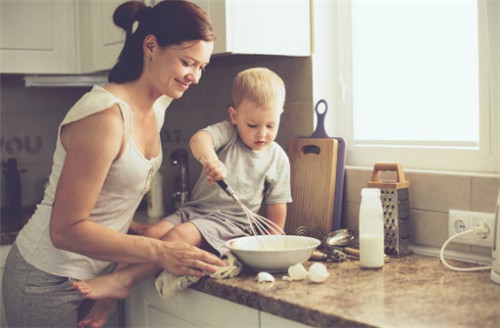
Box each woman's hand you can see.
[158,241,226,276]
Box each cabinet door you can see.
[190,0,310,56]
[0,0,126,74]
[76,0,126,73]
[0,0,76,73]
[227,0,310,56]
[190,0,228,55]
[260,311,311,328]
[125,277,259,328]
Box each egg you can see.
[256,272,275,283]
[308,263,329,283]
[287,263,308,280]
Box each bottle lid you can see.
[361,188,381,196]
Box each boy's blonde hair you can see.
[231,67,285,111]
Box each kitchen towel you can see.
[155,252,242,300]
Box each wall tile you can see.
[344,167,372,204]
[471,175,500,213]
[342,202,359,233]
[279,101,314,150]
[410,209,449,248]
[406,171,471,212]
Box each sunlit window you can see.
[352,0,479,146]
[327,0,499,172]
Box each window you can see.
[314,0,499,173]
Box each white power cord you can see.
[440,223,492,272]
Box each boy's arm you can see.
[266,203,287,235]
[189,130,217,163]
[189,130,226,182]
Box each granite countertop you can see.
[3,210,498,327]
[191,254,500,327]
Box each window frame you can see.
[315,0,499,173]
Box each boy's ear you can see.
[228,106,237,124]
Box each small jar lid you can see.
[361,188,381,196]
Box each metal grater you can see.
[368,163,411,257]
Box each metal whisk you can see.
[199,157,285,236]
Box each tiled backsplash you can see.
[0,75,89,206]
[342,166,500,255]
[0,55,315,212]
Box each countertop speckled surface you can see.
[3,211,499,327]
[190,254,500,327]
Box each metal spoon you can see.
[321,229,358,260]
[323,228,355,248]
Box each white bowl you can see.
[225,235,321,272]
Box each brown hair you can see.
[109,0,215,83]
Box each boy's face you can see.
[229,100,282,153]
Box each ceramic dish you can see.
[225,235,321,272]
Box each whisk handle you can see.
[216,179,228,190]
[217,180,239,201]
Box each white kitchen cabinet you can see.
[0,244,12,328]
[125,277,260,327]
[0,0,126,74]
[189,0,310,56]
[260,312,309,328]
[125,277,312,328]
[0,0,310,74]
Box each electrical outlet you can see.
[448,209,495,247]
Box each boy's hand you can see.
[202,158,227,184]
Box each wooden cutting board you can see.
[286,138,339,236]
[285,100,345,237]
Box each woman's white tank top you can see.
[15,85,171,280]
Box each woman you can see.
[2,1,225,327]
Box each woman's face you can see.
[147,39,214,99]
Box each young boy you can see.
[73,67,291,324]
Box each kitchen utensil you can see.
[320,228,358,261]
[368,163,411,257]
[491,190,500,285]
[225,235,320,272]
[310,249,346,262]
[198,157,284,236]
[286,100,346,236]
[323,228,355,248]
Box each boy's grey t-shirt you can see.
[181,121,292,226]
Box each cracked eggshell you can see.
[256,272,275,283]
[308,263,329,283]
[288,263,308,280]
